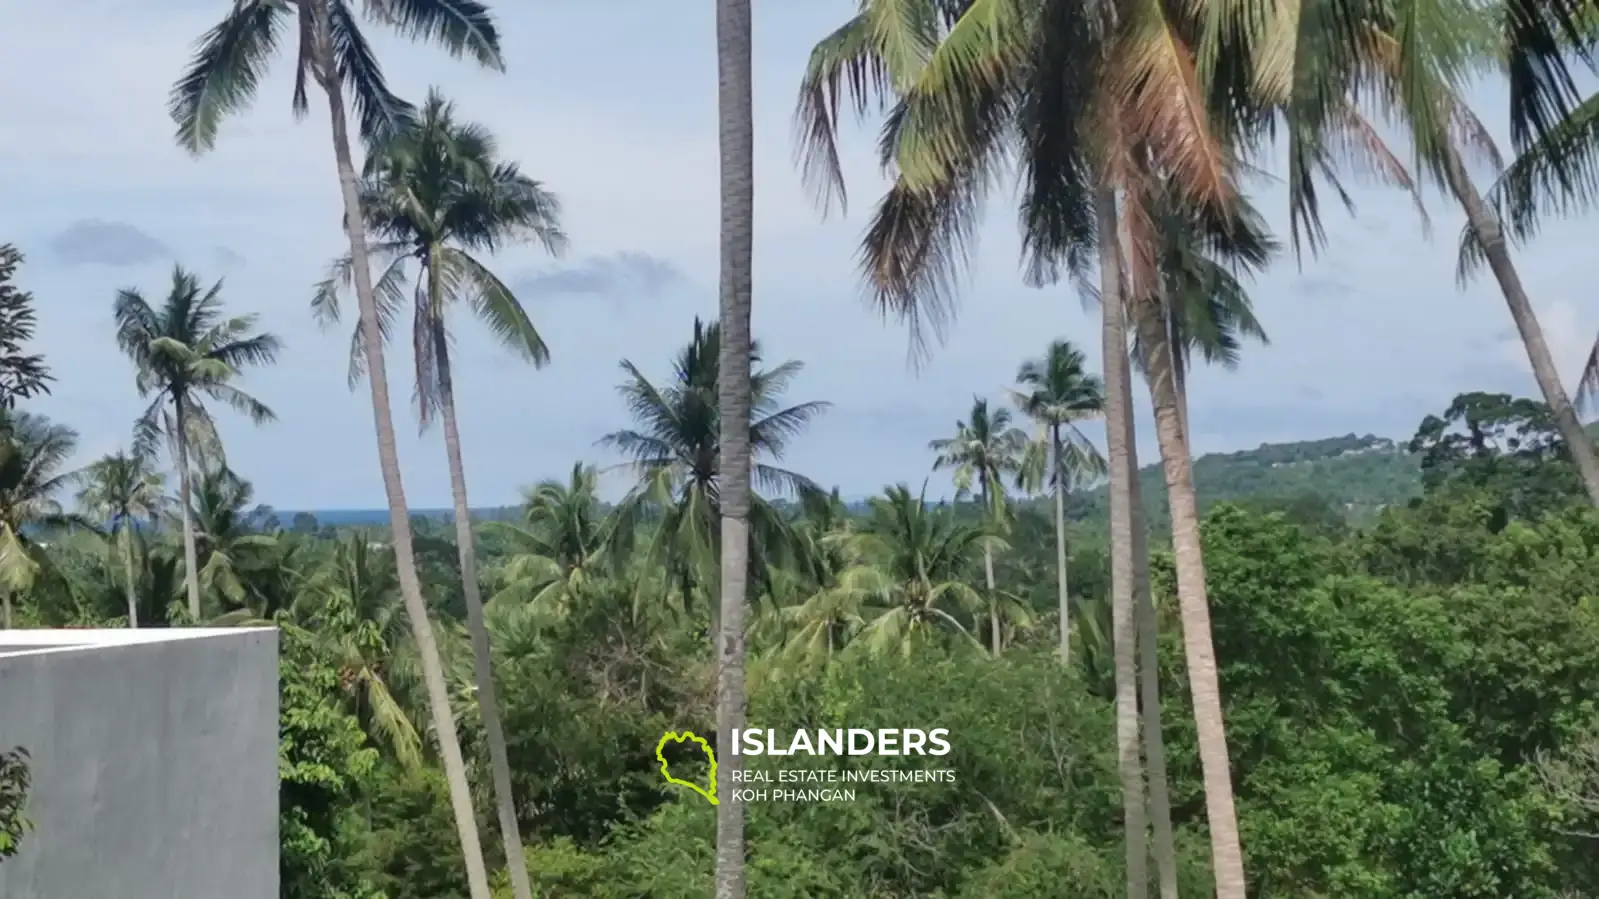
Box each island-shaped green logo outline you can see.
[656,730,718,806]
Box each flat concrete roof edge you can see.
[0,627,277,658]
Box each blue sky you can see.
[0,0,1594,509]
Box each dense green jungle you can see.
[7,0,1599,893]
[1,295,1598,896]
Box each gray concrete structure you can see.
[0,628,279,899]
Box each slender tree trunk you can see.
[1052,427,1071,664]
[1097,187,1148,896]
[431,313,534,899]
[2,591,9,628]
[1171,352,1190,447]
[1130,288,1246,898]
[983,544,1000,654]
[708,569,720,649]
[1443,142,1599,507]
[979,481,1001,656]
[174,404,202,621]
[308,10,492,897]
[1126,343,1178,897]
[122,527,139,628]
[713,0,754,894]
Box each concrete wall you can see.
[0,629,279,899]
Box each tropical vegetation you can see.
[1,0,1599,895]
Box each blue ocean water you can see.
[273,508,527,526]
[276,508,457,525]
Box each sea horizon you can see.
[272,508,506,526]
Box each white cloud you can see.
[1491,297,1597,392]
[3,0,1597,508]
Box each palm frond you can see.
[170,0,290,154]
[368,0,504,70]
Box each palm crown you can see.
[1012,340,1106,491]
[76,452,166,534]
[0,412,82,595]
[930,397,1028,515]
[599,318,830,613]
[114,266,282,467]
[169,0,503,154]
[600,318,829,502]
[312,88,568,422]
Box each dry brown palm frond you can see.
[1450,96,1505,172]
[1326,98,1432,236]
[1116,158,1167,314]
[1110,0,1238,217]
[857,168,988,366]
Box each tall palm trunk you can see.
[979,481,1001,656]
[1096,187,1148,896]
[308,7,491,896]
[1442,142,1599,507]
[174,403,202,620]
[713,0,754,895]
[1170,345,1190,445]
[429,306,534,899]
[1051,427,1071,664]
[122,527,139,628]
[1125,355,1178,897]
[1130,287,1246,897]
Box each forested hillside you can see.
[9,0,1599,894]
[1069,433,1423,532]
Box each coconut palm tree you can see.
[1236,0,1599,507]
[930,397,1028,655]
[0,412,82,629]
[794,3,1229,892]
[597,318,827,636]
[1010,340,1105,663]
[713,0,756,889]
[170,2,508,891]
[312,89,565,892]
[1468,73,1599,481]
[113,267,280,622]
[183,465,282,618]
[776,560,871,667]
[483,464,612,617]
[0,246,53,411]
[306,533,424,771]
[75,450,165,627]
[1129,188,1276,440]
[847,483,990,658]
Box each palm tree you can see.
[312,89,564,896]
[76,450,165,627]
[1129,189,1276,441]
[170,3,508,892]
[305,534,424,771]
[1011,340,1105,664]
[0,246,53,411]
[929,397,1028,655]
[793,3,1233,892]
[184,465,282,618]
[1467,71,1599,498]
[597,318,827,636]
[846,484,990,658]
[713,0,756,890]
[113,267,280,621]
[483,464,612,616]
[0,412,81,628]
